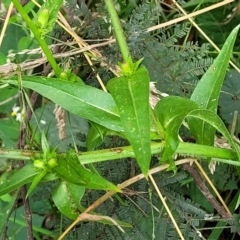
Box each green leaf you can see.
[67,182,85,212]
[119,58,143,76]
[86,123,107,150]
[66,151,120,191]
[154,96,240,164]
[52,181,80,220]
[0,192,13,203]
[107,66,151,177]
[0,164,40,196]
[189,25,240,145]
[6,76,123,132]
[52,156,86,185]
[41,131,50,157]
[26,169,48,198]
[187,109,240,160]
[0,119,19,148]
[0,87,18,112]
[154,96,199,168]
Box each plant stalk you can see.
[1,142,239,166]
[11,0,62,77]
[104,0,132,64]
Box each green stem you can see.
[1,142,239,166]
[11,0,61,77]
[104,0,132,64]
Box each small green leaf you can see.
[0,164,40,196]
[86,123,107,150]
[66,151,120,191]
[52,181,80,220]
[26,168,48,198]
[107,66,151,177]
[6,76,123,132]
[189,25,240,145]
[154,96,199,168]
[59,69,84,83]
[119,58,143,76]
[41,131,50,157]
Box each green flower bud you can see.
[119,62,132,76]
[60,71,68,80]
[33,159,45,169]
[37,9,49,29]
[47,158,58,168]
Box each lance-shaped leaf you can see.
[6,76,123,132]
[0,164,40,196]
[52,156,86,185]
[26,168,48,198]
[189,25,240,145]
[0,164,57,197]
[107,66,151,177]
[66,151,121,192]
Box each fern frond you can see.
[158,24,190,45]
[164,190,207,218]
[156,171,188,187]
[127,1,159,30]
